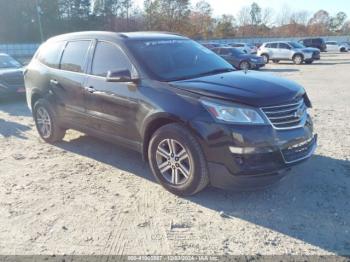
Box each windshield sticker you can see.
[145,40,187,46]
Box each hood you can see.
[299,47,320,52]
[170,71,305,107]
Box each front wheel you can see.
[239,61,250,70]
[261,54,269,64]
[33,99,66,143]
[293,54,303,65]
[148,123,209,196]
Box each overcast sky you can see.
[134,0,350,17]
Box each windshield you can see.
[289,42,305,49]
[128,39,233,81]
[0,55,22,69]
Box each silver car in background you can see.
[257,41,321,64]
[326,41,349,52]
[229,43,257,54]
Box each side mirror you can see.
[106,69,139,83]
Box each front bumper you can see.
[191,115,317,190]
[0,85,26,98]
[251,61,266,69]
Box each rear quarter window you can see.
[37,41,65,69]
[60,40,91,73]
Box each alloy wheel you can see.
[36,107,52,139]
[156,139,192,185]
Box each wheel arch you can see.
[141,113,202,161]
[293,52,304,59]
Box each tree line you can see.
[0,0,349,43]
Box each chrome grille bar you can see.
[261,98,307,130]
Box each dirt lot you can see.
[0,53,349,256]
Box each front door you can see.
[84,40,142,150]
[278,43,292,59]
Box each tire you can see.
[261,54,269,64]
[293,54,303,65]
[305,60,313,64]
[33,99,66,143]
[148,123,209,196]
[272,60,280,64]
[239,60,250,70]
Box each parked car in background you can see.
[299,38,327,52]
[25,31,317,196]
[202,42,229,49]
[228,43,257,54]
[212,47,265,70]
[326,41,348,52]
[258,41,320,64]
[340,42,350,51]
[0,53,25,99]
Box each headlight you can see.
[201,99,266,124]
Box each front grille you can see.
[261,98,307,129]
[281,136,316,163]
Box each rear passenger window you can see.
[60,41,91,73]
[37,41,64,69]
[270,43,278,48]
[92,41,131,77]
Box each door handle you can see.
[84,86,96,93]
[50,79,59,85]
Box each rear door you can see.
[54,40,92,124]
[83,40,141,150]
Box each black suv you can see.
[25,32,317,196]
[299,38,327,52]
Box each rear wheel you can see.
[33,99,66,143]
[239,61,250,70]
[261,54,269,64]
[293,54,303,65]
[305,60,314,64]
[148,123,209,196]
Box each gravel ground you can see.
[0,53,349,256]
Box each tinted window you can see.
[279,43,290,49]
[128,39,233,81]
[92,42,131,77]
[60,41,91,73]
[37,41,64,68]
[269,43,278,48]
[220,48,231,55]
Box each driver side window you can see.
[92,41,132,77]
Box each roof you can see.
[47,31,187,43]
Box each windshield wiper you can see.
[170,68,235,82]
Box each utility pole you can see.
[35,0,44,42]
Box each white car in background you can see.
[228,43,257,54]
[325,41,348,52]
